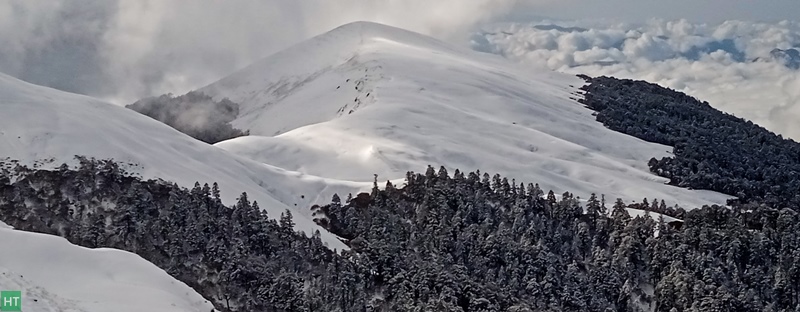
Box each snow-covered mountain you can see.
[203,21,730,208]
[0,72,359,251]
[0,222,215,312]
[0,21,740,311]
[0,22,728,246]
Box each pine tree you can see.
[547,190,557,205]
[587,193,601,218]
[280,209,295,230]
[212,182,221,200]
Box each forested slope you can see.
[2,159,798,311]
[579,75,800,209]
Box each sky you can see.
[507,0,800,24]
[1,0,799,138]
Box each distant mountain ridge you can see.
[753,48,800,69]
[769,48,800,69]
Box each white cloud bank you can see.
[474,19,800,140]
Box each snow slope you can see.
[206,21,731,208]
[0,226,215,312]
[0,72,356,250]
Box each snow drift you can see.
[0,225,215,312]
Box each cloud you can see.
[474,19,800,140]
[0,0,514,103]
[0,1,116,96]
[2,1,799,141]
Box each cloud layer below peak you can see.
[473,19,800,140]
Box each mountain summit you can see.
[201,21,467,135]
[200,21,730,208]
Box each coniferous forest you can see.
[1,158,799,312]
[579,75,800,209]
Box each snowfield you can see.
[0,226,215,312]
[207,21,731,209]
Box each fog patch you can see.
[127,91,249,144]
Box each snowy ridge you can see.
[207,21,731,208]
[0,72,356,250]
[0,227,215,312]
[202,22,461,133]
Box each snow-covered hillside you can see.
[0,21,731,255]
[0,72,357,250]
[0,21,738,311]
[0,226,215,312]
[205,21,730,208]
